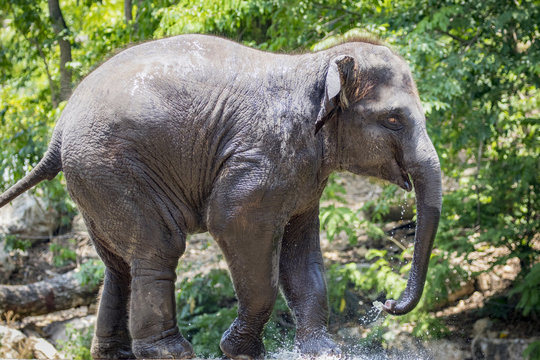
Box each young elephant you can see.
[0,34,441,359]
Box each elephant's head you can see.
[316,42,442,315]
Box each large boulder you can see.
[385,332,471,360]
[0,324,27,359]
[27,336,62,359]
[0,324,61,359]
[45,315,96,346]
[472,337,539,360]
[0,192,58,239]
[71,213,88,234]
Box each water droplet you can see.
[359,301,384,326]
[373,300,384,311]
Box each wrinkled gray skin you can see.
[0,34,442,359]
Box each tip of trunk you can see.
[382,295,421,315]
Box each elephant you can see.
[0,34,442,359]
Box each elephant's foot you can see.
[296,330,341,357]
[90,333,134,359]
[132,328,194,359]
[220,318,265,360]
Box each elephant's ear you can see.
[314,55,357,134]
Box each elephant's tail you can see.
[0,126,63,208]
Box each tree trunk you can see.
[0,270,99,318]
[33,39,59,108]
[124,0,133,23]
[47,0,72,101]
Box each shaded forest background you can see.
[0,0,538,359]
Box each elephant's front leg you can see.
[208,197,284,358]
[280,206,340,356]
[214,226,281,359]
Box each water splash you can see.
[267,349,343,360]
[231,307,433,359]
[360,301,384,326]
[266,350,432,360]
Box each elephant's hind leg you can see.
[83,224,133,359]
[128,234,194,359]
[91,267,133,359]
[67,176,194,358]
[64,147,196,358]
[129,256,194,359]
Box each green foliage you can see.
[1,234,32,252]
[509,262,540,317]
[176,269,236,322]
[524,340,540,360]
[49,241,77,267]
[319,177,391,244]
[75,259,105,287]
[57,323,94,360]
[479,295,515,321]
[319,175,357,242]
[326,262,369,314]
[155,0,273,44]
[183,307,237,357]
[174,269,240,357]
[320,204,359,243]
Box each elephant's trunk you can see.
[382,143,442,315]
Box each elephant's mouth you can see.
[391,160,413,192]
[398,170,413,192]
[388,154,413,192]
[387,168,412,192]
[361,159,412,192]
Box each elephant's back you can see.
[58,36,263,229]
[58,34,321,233]
[62,35,282,133]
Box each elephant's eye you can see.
[382,116,403,131]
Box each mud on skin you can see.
[0,34,442,359]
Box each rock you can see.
[385,332,472,360]
[427,339,472,360]
[472,337,538,360]
[472,318,491,337]
[0,325,61,359]
[45,315,96,346]
[27,336,61,359]
[433,280,476,310]
[385,332,432,359]
[71,213,87,233]
[0,192,58,238]
[0,324,28,359]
